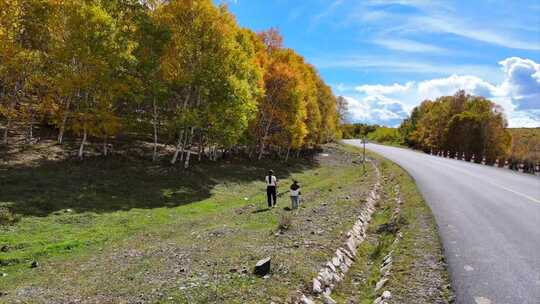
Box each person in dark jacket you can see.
[265,170,277,208]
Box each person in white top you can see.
[265,170,278,208]
[289,180,301,209]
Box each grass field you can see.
[0,142,451,303]
[1,144,377,303]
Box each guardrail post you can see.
[470,154,475,163]
[481,156,486,165]
[535,162,540,176]
[518,162,524,173]
[504,159,509,169]
[495,158,499,167]
[461,152,466,161]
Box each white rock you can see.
[332,257,340,267]
[312,278,323,293]
[300,295,315,304]
[326,261,336,272]
[374,278,388,291]
[319,268,333,285]
[382,290,392,299]
[373,297,383,304]
[322,293,337,304]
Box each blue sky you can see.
[220,0,540,127]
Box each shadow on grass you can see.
[0,154,319,218]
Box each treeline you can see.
[508,128,540,163]
[0,0,340,166]
[341,123,378,139]
[399,91,512,162]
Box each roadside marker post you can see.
[363,135,366,175]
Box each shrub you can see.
[0,207,19,225]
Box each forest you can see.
[0,0,341,167]
[342,91,539,169]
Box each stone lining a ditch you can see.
[297,161,381,304]
[372,186,403,304]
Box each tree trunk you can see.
[198,139,203,161]
[78,126,87,159]
[57,98,71,144]
[183,127,196,168]
[285,146,291,161]
[184,150,191,169]
[103,136,108,156]
[258,119,273,160]
[171,130,185,165]
[3,100,16,145]
[28,115,33,144]
[152,97,159,162]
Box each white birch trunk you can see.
[152,97,158,162]
[184,150,191,169]
[103,136,108,156]
[258,119,273,160]
[57,98,71,144]
[78,126,87,159]
[170,130,185,165]
[3,100,16,145]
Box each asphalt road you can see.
[345,141,540,304]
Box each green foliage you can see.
[367,127,403,145]
[341,123,379,139]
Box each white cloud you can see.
[497,57,540,111]
[342,57,540,127]
[356,81,415,95]
[373,38,448,53]
[411,15,540,51]
[314,56,502,82]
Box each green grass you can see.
[0,144,377,303]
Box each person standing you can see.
[289,180,301,210]
[266,170,277,208]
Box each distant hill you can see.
[507,128,540,163]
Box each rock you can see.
[374,278,388,291]
[300,295,315,304]
[0,245,8,252]
[0,272,7,277]
[381,256,392,267]
[332,257,340,267]
[313,278,323,293]
[373,297,383,304]
[30,261,39,268]
[380,263,392,276]
[326,261,336,272]
[382,290,392,299]
[319,268,333,285]
[254,257,271,276]
[322,293,337,304]
[229,267,238,273]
